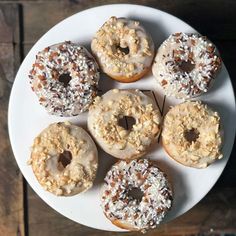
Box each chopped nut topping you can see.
[29,122,98,196]
[162,101,223,168]
[91,17,154,79]
[88,90,161,159]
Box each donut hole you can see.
[184,128,199,143]
[128,187,144,202]
[116,45,130,55]
[58,73,72,86]
[179,60,195,73]
[118,116,136,131]
[58,150,72,170]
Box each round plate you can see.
[8,4,236,232]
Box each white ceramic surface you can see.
[8,4,236,232]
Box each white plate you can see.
[8,4,236,232]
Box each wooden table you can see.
[0,1,235,235]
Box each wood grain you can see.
[0,3,24,236]
[0,3,20,43]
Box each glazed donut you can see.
[101,159,173,232]
[29,41,100,116]
[91,16,154,83]
[87,89,161,159]
[152,33,221,99]
[162,101,223,168]
[28,122,98,196]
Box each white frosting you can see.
[87,89,161,159]
[29,122,98,196]
[152,33,221,99]
[162,101,223,168]
[29,41,100,116]
[91,17,154,80]
[101,159,172,231]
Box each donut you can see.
[162,101,223,168]
[152,33,221,99]
[29,41,100,116]
[28,122,98,196]
[91,16,154,83]
[87,89,161,159]
[101,159,173,232]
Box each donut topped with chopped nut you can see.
[28,122,98,196]
[91,17,154,83]
[29,41,100,116]
[87,89,161,159]
[162,101,223,168]
[152,33,221,99]
[101,159,173,232]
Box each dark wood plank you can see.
[22,0,236,45]
[27,186,236,236]
[0,3,20,43]
[0,3,24,236]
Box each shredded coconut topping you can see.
[101,159,173,232]
[29,41,100,116]
[91,16,154,79]
[152,33,221,99]
[162,101,223,168]
[88,89,161,159]
[28,122,98,196]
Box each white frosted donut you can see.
[28,122,98,196]
[152,33,221,99]
[101,159,173,232]
[162,101,223,168]
[91,16,154,83]
[87,89,161,159]
[29,41,100,116]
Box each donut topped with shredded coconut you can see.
[29,41,100,116]
[152,33,221,99]
[101,159,172,232]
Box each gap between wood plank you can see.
[18,3,29,236]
